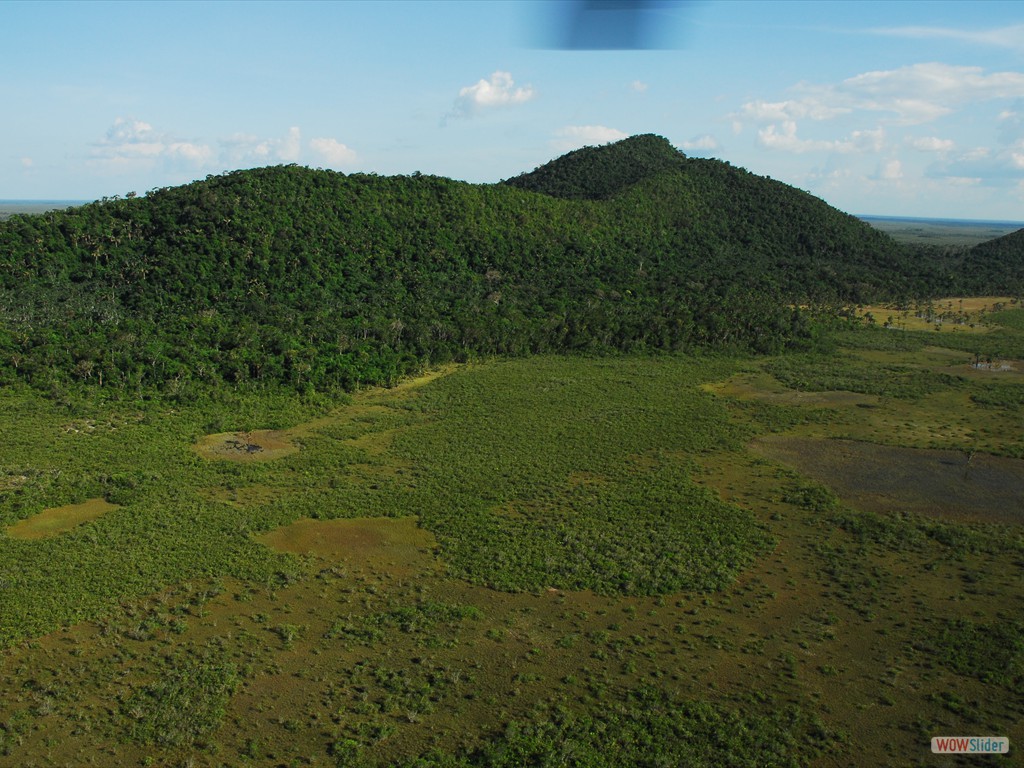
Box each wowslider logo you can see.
[932,736,1010,754]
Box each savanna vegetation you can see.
[1,136,1023,766]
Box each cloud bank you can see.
[89,119,357,177]
[551,125,628,152]
[90,118,214,172]
[739,63,1024,133]
[310,137,357,167]
[870,23,1024,52]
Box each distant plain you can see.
[859,215,1024,247]
[0,201,87,220]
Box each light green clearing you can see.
[7,498,119,540]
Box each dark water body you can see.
[753,436,1024,525]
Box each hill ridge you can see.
[0,134,1012,394]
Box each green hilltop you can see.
[0,134,1013,394]
[502,133,689,199]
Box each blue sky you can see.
[4,0,1024,220]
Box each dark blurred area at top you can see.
[526,0,696,50]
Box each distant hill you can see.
[958,228,1024,294]
[502,133,687,199]
[0,135,996,394]
[505,134,930,298]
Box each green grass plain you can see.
[1,313,1023,766]
[860,216,1023,247]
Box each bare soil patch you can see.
[567,470,608,488]
[752,436,1024,524]
[193,429,298,462]
[7,498,118,540]
[257,516,439,571]
[192,367,457,463]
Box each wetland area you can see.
[1,302,1023,767]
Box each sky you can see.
[4,0,1024,220]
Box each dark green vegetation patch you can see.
[395,357,770,594]
[916,618,1024,690]
[985,307,1024,331]
[124,649,239,748]
[765,353,963,399]
[0,356,766,644]
[380,687,839,768]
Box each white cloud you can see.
[167,142,213,163]
[310,137,357,166]
[105,118,154,144]
[906,135,955,152]
[630,80,649,93]
[20,157,33,168]
[550,125,628,153]
[219,127,304,166]
[739,99,848,122]
[448,71,534,120]
[739,63,1024,136]
[99,118,165,158]
[998,104,1024,144]
[946,176,982,187]
[556,125,628,144]
[90,117,213,173]
[681,134,718,151]
[879,159,903,180]
[220,132,262,162]
[757,121,884,154]
[87,120,358,181]
[758,121,825,153]
[849,127,885,152]
[461,71,532,106]
[925,143,1024,185]
[280,126,301,162]
[831,63,1024,125]
[870,23,1024,52]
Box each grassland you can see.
[853,296,1019,334]
[1,314,1023,766]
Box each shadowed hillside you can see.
[958,227,1024,295]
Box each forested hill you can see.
[0,135,987,394]
[957,228,1024,294]
[502,133,687,199]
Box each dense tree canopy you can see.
[958,228,1024,294]
[0,135,1014,394]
